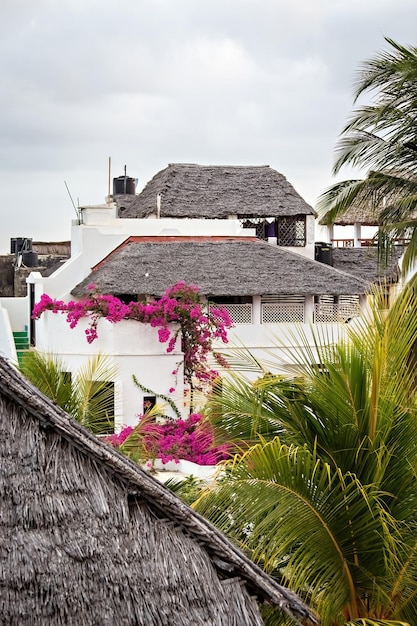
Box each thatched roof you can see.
[319,203,382,226]
[33,241,71,256]
[332,247,403,285]
[72,237,367,298]
[115,164,315,219]
[0,357,316,625]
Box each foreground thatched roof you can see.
[0,357,316,625]
[115,163,315,219]
[72,237,367,298]
[332,247,403,285]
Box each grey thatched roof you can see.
[116,163,315,219]
[72,237,368,298]
[0,357,316,625]
[332,247,403,285]
[319,203,382,226]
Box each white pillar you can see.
[252,296,262,324]
[327,224,334,243]
[305,296,314,324]
[353,222,361,247]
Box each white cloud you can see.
[0,0,416,252]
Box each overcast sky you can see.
[0,0,416,253]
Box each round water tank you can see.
[22,251,38,267]
[113,176,136,196]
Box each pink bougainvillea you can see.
[104,413,230,466]
[105,425,134,447]
[32,281,233,387]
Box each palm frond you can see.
[200,283,417,622]
[343,617,411,626]
[317,37,417,268]
[19,351,118,434]
[71,353,118,432]
[19,351,74,411]
[196,438,398,623]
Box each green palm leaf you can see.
[198,283,417,623]
[19,351,118,433]
[317,37,417,269]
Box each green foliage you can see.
[196,282,417,625]
[19,351,117,434]
[164,475,205,506]
[317,38,417,273]
[132,375,181,419]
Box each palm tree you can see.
[19,351,117,434]
[317,38,417,274]
[196,281,417,625]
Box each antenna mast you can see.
[108,156,111,200]
[64,181,79,218]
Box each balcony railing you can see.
[211,297,361,325]
[262,302,305,324]
[214,303,253,324]
[314,295,360,323]
[331,238,410,248]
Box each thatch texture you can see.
[72,237,367,298]
[0,358,316,625]
[116,164,315,219]
[319,203,382,226]
[32,241,71,256]
[332,247,402,285]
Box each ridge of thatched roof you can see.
[332,246,403,285]
[115,163,315,219]
[0,357,316,625]
[72,237,367,298]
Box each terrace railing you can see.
[314,295,361,323]
[261,296,305,324]
[213,303,253,325]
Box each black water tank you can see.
[22,251,39,267]
[315,242,333,266]
[10,237,32,254]
[113,176,136,195]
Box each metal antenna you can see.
[108,156,111,198]
[64,181,79,218]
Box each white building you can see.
[1,164,389,428]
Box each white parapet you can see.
[0,303,18,363]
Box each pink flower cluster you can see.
[32,282,233,385]
[104,413,230,466]
[32,290,131,343]
[105,425,134,447]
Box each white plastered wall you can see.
[35,313,186,427]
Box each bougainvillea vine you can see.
[32,281,233,387]
[104,413,231,466]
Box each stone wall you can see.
[0,252,70,297]
[0,257,14,297]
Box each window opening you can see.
[210,296,253,324]
[239,218,267,240]
[88,380,115,434]
[143,395,156,414]
[276,216,306,247]
[113,293,138,304]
